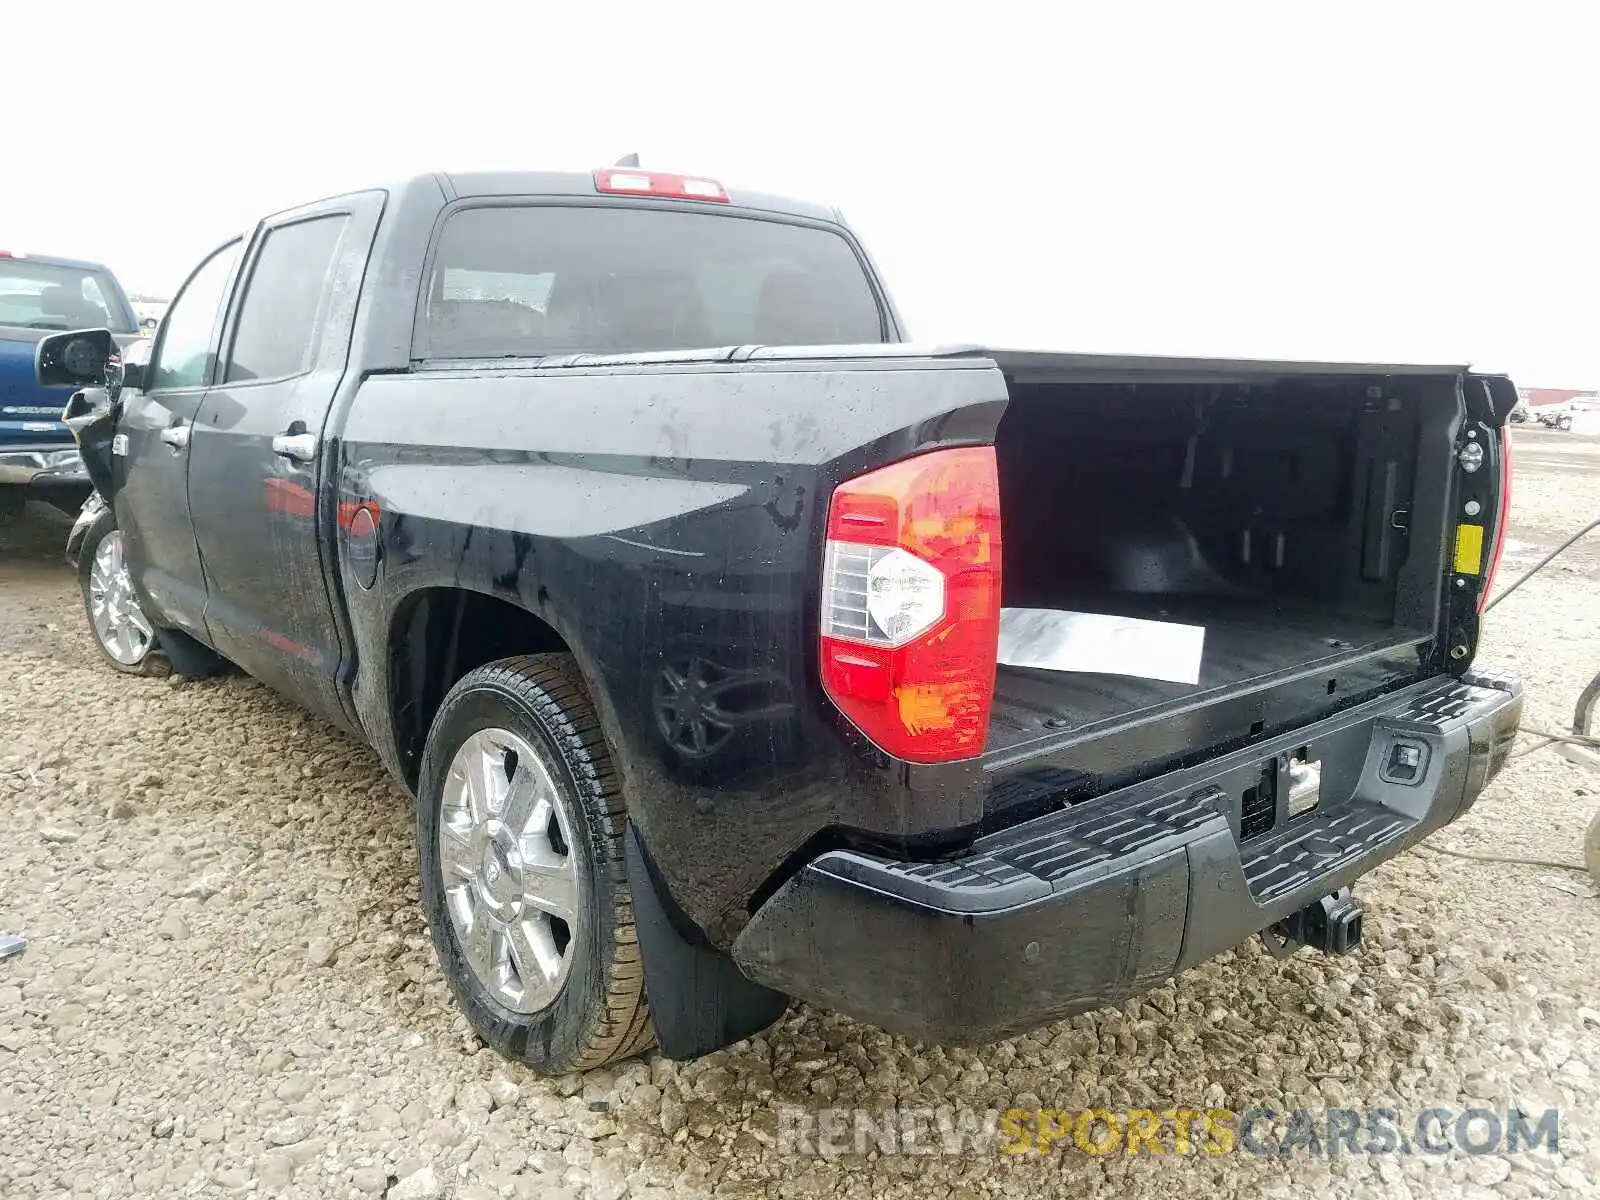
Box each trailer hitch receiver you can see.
[1261,888,1364,957]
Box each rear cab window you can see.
[0,260,135,333]
[415,204,886,360]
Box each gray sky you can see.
[9,1,1596,386]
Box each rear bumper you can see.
[732,671,1522,1044]
[0,445,87,487]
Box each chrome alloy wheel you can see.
[439,728,581,1013]
[88,531,154,665]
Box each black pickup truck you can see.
[42,167,1523,1074]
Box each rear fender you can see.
[339,355,1012,939]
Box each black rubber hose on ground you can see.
[1482,513,1600,612]
[1432,512,1600,876]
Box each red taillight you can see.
[1479,425,1514,613]
[819,447,1002,763]
[593,168,730,203]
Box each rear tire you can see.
[417,654,655,1073]
[77,511,170,677]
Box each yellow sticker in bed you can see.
[1454,523,1485,575]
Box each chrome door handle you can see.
[159,424,190,450]
[272,432,318,463]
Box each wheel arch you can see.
[385,585,624,793]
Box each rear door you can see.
[187,192,383,726]
[113,240,243,636]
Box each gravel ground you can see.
[2,431,1598,1200]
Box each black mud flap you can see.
[624,825,788,1060]
[154,626,230,677]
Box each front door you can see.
[187,193,383,728]
[114,240,242,638]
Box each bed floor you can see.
[986,591,1425,755]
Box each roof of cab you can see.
[0,251,117,271]
[433,170,842,224]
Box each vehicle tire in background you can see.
[417,654,655,1073]
[76,510,170,677]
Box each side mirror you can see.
[36,328,114,387]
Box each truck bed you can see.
[978,354,1465,806]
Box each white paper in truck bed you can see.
[996,608,1206,685]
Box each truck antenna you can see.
[614,153,640,168]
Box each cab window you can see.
[149,242,242,390]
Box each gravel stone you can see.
[46,1002,86,1028]
[265,1115,313,1146]
[286,1138,328,1166]
[133,1166,167,1192]
[39,825,80,843]
[214,1166,251,1189]
[488,1071,523,1109]
[552,1074,583,1098]
[306,936,338,967]
[389,1163,444,1200]
[456,1080,493,1114]
[256,1151,295,1188]
[659,1097,687,1137]
[1556,1165,1591,1190]
[156,911,190,941]
[275,1073,314,1101]
[174,876,221,901]
[1467,1156,1513,1187]
[0,438,1597,1198]
[589,1165,630,1200]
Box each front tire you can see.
[417,654,654,1073]
[77,511,169,677]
